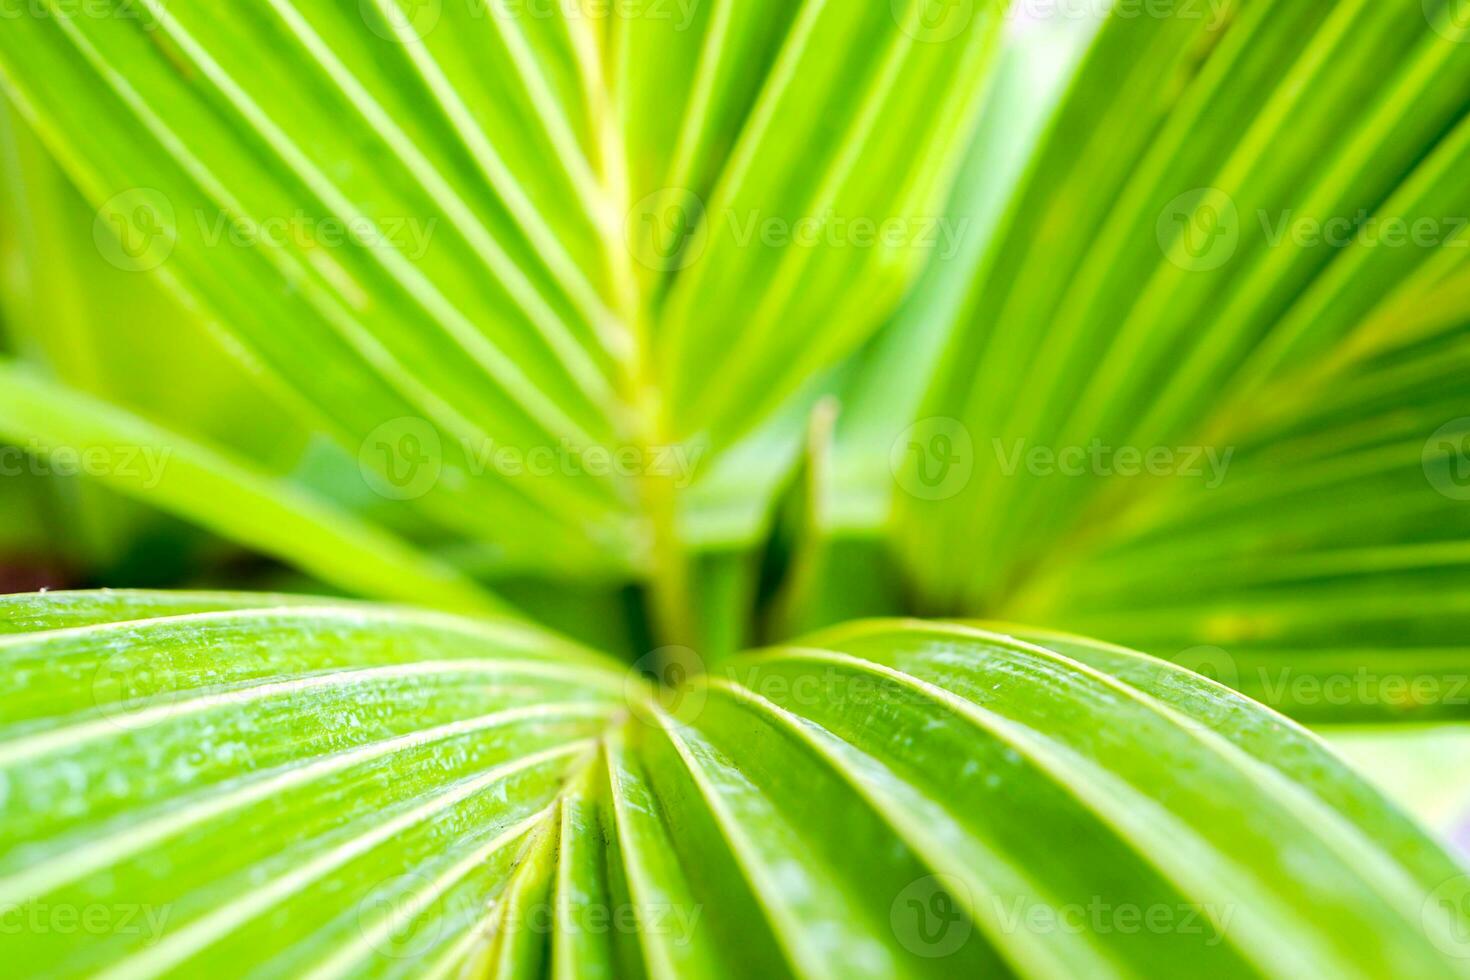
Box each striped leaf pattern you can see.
[0,0,1004,586]
[5,592,1469,977]
[894,0,1470,701]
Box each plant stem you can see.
[581,20,695,652]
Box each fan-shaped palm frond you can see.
[7,593,1470,977]
[3,1,1470,975]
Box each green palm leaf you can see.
[0,366,505,613]
[0,0,1001,586]
[3,0,1465,700]
[3,2,1470,974]
[884,0,1470,714]
[6,592,1469,977]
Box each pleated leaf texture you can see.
[0,0,1466,665]
[0,0,1466,701]
[3,590,1470,977]
[897,0,1470,707]
[0,0,1004,591]
[4,0,1470,977]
